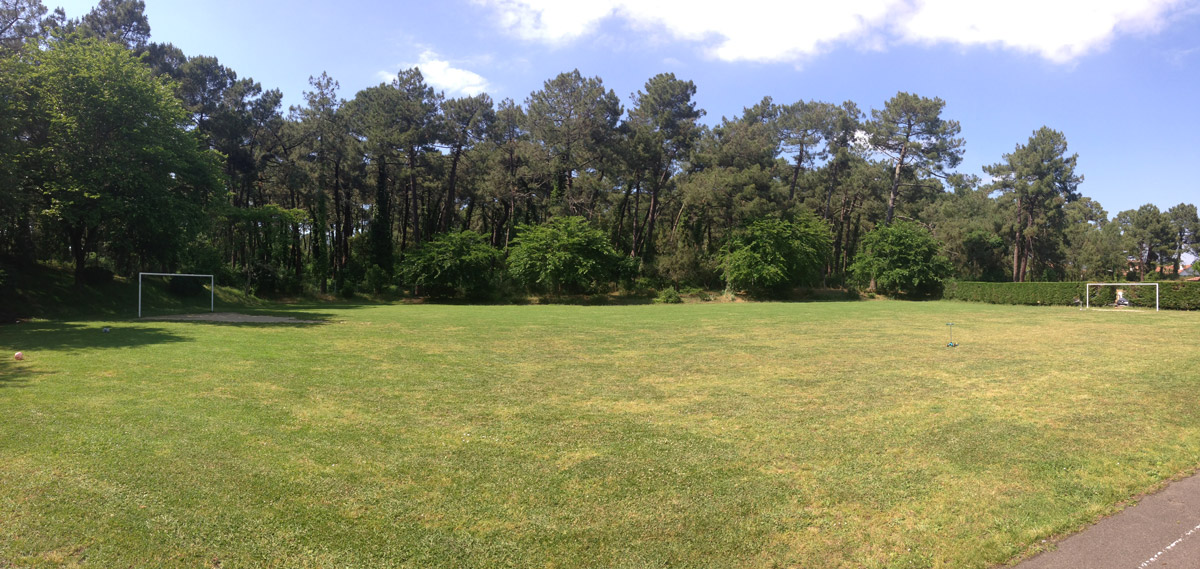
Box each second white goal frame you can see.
[138,272,214,318]
[1085,282,1159,312]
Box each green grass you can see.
[1,301,1198,568]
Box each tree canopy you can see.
[2,3,1195,298]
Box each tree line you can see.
[2,0,1197,299]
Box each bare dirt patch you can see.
[142,312,322,324]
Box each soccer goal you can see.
[138,272,214,317]
[1084,282,1159,311]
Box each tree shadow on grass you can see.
[0,321,190,353]
[140,311,336,326]
[0,360,46,388]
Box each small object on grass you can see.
[102,327,111,333]
[946,322,958,347]
[14,351,23,360]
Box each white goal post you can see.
[1084,282,1159,312]
[138,272,214,318]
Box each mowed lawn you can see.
[2,301,1199,568]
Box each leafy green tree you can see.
[867,92,964,224]
[526,70,621,216]
[851,221,951,296]
[920,180,1009,281]
[0,38,39,262]
[1116,204,1171,280]
[391,67,441,246]
[1165,203,1199,275]
[439,93,495,232]
[293,72,348,293]
[72,0,150,50]
[344,81,407,273]
[1062,198,1124,281]
[624,73,702,259]
[985,127,1082,281]
[775,99,836,204]
[508,216,622,294]
[401,231,502,298]
[722,214,832,296]
[477,97,530,248]
[27,37,221,283]
[0,0,47,52]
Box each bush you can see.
[402,231,503,298]
[942,282,1085,306]
[942,281,1200,310]
[850,222,951,296]
[722,214,832,297]
[363,264,390,295]
[247,262,282,296]
[653,287,683,304]
[508,217,622,294]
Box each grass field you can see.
[2,300,1199,568]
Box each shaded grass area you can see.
[1,301,1199,567]
[0,262,268,321]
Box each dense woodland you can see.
[3,0,1198,299]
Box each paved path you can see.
[1014,472,1200,569]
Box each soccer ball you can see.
[14,352,23,360]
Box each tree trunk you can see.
[462,197,475,231]
[629,177,643,256]
[372,155,392,272]
[614,183,632,246]
[789,146,804,203]
[332,162,344,288]
[885,144,908,224]
[408,147,421,246]
[1011,196,1024,282]
[642,187,660,259]
[441,145,463,232]
[70,225,86,285]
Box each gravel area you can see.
[142,312,322,324]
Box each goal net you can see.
[138,273,215,318]
[1084,282,1159,311]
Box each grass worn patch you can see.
[1,301,1198,568]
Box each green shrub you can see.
[363,264,390,295]
[653,287,683,304]
[402,231,503,298]
[850,222,951,296]
[508,217,622,294]
[722,213,832,297]
[942,282,1084,306]
[943,281,1200,310]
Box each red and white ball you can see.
[14,352,23,361]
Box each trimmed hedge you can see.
[943,281,1200,310]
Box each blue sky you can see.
[52,0,1200,217]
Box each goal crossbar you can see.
[138,272,214,318]
[1085,282,1158,312]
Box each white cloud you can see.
[475,0,1192,64]
[899,0,1186,63]
[382,50,491,96]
